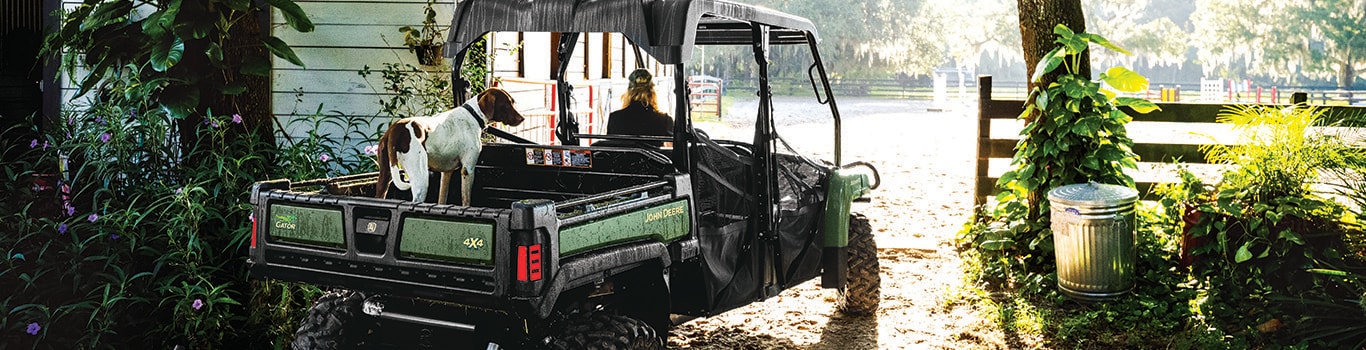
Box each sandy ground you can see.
[670,97,1011,349]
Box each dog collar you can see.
[461,103,486,128]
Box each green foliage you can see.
[1162,104,1366,347]
[358,33,504,119]
[0,66,368,348]
[958,202,1226,349]
[360,63,454,119]
[398,0,443,49]
[43,0,314,119]
[1194,0,1366,88]
[962,25,1156,285]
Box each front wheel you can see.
[836,213,881,315]
[545,312,664,350]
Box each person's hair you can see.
[621,86,659,112]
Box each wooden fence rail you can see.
[973,75,1366,208]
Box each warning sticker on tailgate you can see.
[526,148,592,168]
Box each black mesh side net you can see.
[688,130,830,313]
[774,151,828,285]
[691,131,760,312]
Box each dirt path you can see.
[671,97,1010,349]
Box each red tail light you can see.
[517,246,528,281]
[517,244,543,282]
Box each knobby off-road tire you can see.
[291,290,375,350]
[546,312,664,350]
[837,213,881,315]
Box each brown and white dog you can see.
[376,88,525,205]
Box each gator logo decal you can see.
[274,214,298,230]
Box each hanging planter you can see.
[399,0,444,66]
[414,44,444,66]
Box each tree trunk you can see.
[1339,61,1356,90]
[1018,0,1089,96]
[219,10,276,150]
[177,7,276,169]
[1016,0,1088,220]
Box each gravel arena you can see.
[669,96,1012,349]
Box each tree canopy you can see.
[700,0,1361,88]
[1195,0,1366,88]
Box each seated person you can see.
[606,69,674,147]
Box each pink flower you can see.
[319,154,330,162]
[192,299,204,310]
[232,114,243,124]
[99,133,111,143]
[25,323,40,335]
[364,145,379,156]
[87,213,98,223]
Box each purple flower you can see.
[87,213,99,223]
[64,203,75,217]
[25,323,39,335]
[175,187,183,194]
[319,154,330,162]
[111,234,120,241]
[95,116,105,124]
[192,299,204,310]
[58,223,68,235]
[42,141,48,150]
[231,114,243,124]
[30,139,38,148]
[99,133,111,143]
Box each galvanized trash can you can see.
[1048,182,1139,301]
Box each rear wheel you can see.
[546,312,664,350]
[291,290,375,350]
[837,213,881,315]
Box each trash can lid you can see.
[1047,182,1138,207]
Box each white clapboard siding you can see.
[271,0,456,142]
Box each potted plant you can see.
[399,0,444,66]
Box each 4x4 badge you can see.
[463,237,485,250]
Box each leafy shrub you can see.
[0,70,373,348]
[961,23,1156,292]
[1174,104,1366,347]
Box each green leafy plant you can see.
[0,59,376,349]
[961,24,1158,290]
[43,0,313,120]
[398,0,445,66]
[361,63,455,119]
[1172,104,1366,347]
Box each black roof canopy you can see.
[445,0,820,64]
